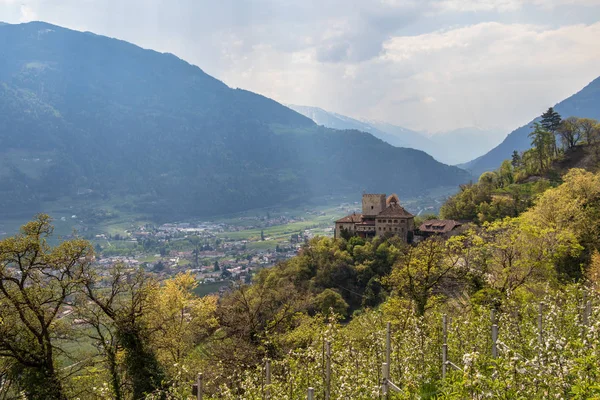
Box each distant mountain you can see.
[0,22,469,220]
[463,77,600,176]
[290,105,502,165]
[286,105,416,148]
[428,127,505,165]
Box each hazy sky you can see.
[1,0,600,135]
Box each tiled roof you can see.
[419,219,461,233]
[335,213,363,223]
[376,203,414,218]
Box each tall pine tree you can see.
[541,107,561,156]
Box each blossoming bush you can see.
[147,285,598,400]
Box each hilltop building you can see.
[418,219,462,237]
[335,193,415,242]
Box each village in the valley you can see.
[0,192,454,296]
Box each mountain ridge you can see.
[289,104,503,165]
[0,21,469,220]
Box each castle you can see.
[335,193,415,242]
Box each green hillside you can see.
[0,22,469,220]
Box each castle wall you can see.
[362,194,386,217]
[375,216,414,241]
[335,222,355,238]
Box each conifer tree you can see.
[541,107,561,155]
[511,150,521,168]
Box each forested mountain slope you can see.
[0,21,469,219]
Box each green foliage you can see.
[0,214,93,400]
[313,289,349,317]
[439,114,600,225]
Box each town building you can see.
[335,193,415,242]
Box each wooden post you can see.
[381,362,389,396]
[538,303,543,346]
[386,322,391,369]
[584,300,591,327]
[583,291,588,325]
[308,387,314,400]
[325,341,331,400]
[491,310,498,358]
[196,373,203,400]
[442,314,448,379]
[265,359,271,399]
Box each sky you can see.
[1,0,599,137]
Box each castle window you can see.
[401,220,405,223]
[395,227,398,231]
[394,219,398,223]
[371,206,374,210]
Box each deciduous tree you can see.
[0,215,93,400]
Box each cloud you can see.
[0,0,599,134]
[19,5,38,22]
[433,0,600,12]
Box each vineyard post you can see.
[491,310,498,358]
[584,299,592,348]
[538,303,543,346]
[584,300,591,327]
[308,387,314,400]
[583,291,588,325]
[381,362,389,396]
[386,322,391,369]
[325,341,331,400]
[196,373,203,400]
[442,314,448,379]
[265,359,271,400]
[538,303,543,365]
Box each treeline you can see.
[441,110,600,224]
[2,167,600,398]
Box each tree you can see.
[480,218,580,293]
[146,273,218,375]
[511,150,521,168]
[498,160,514,187]
[260,230,265,241]
[541,107,562,155]
[0,215,93,399]
[541,107,562,133]
[214,260,220,271]
[528,122,553,172]
[313,289,349,317]
[81,264,166,399]
[214,278,308,368]
[577,118,599,145]
[522,168,600,279]
[557,116,582,150]
[386,237,462,316]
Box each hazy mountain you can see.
[462,77,600,176]
[290,105,502,165]
[428,127,505,165]
[287,104,417,148]
[0,22,469,219]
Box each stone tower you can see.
[362,193,386,217]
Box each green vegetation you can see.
[441,110,600,224]
[466,77,600,176]
[2,159,600,398]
